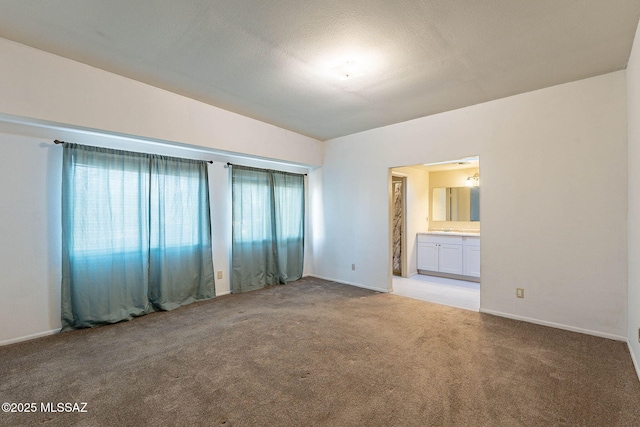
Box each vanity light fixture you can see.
[465,173,480,187]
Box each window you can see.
[61,143,215,330]
[231,165,305,292]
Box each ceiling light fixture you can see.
[329,61,366,80]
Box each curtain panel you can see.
[231,165,304,293]
[61,143,215,330]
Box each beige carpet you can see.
[1,277,639,426]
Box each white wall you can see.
[0,38,322,345]
[307,167,324,281]
[316,71,628,339]
[627,19,640,376]
[0,133,62,343]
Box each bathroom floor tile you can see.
[392,274,480,311]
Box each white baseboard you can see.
[0,328,61,347]
[479,308,627,342]
[307,274,389,293]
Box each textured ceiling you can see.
[0,1,639,141]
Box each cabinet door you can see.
[464,244,481,277]
[417,242,439,271]
[438,243,463,275]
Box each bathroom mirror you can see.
[432,187,480,222]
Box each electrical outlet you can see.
[217,271,223,279]
[516,288,524,298]
[351,264,356,271]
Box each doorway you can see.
[389,158,480,311]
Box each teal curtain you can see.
[231,166,304,293]
[61,143,215,330]
[272,171,305,282]
[149,155,215,310]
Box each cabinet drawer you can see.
[464,236,480,247]
[417,234,463,244]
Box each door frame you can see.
[388,157,481,303]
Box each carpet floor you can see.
[1,277,639,426]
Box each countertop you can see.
[418,231,480,237]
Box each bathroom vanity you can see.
[416,232,480,281]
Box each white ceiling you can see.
[0,1,639,141]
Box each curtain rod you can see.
[53,140,214,164]
[226,162,307,176]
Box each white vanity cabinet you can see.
[417,234,464,275]
[417,233,480,280]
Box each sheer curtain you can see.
[272,171,304,282]
[61,144,215,330]
[149,155,215,310]
[231,166,304,293]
